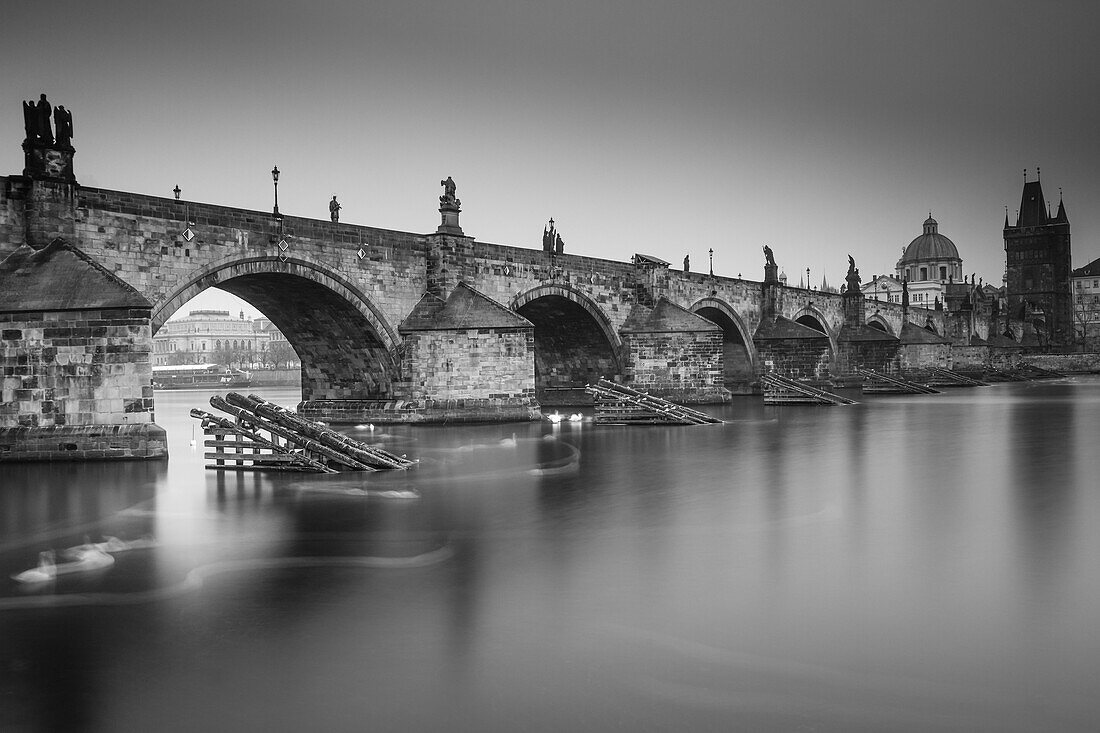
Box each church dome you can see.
[901,215,960,263]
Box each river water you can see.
[2,379,1099,732]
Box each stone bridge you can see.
[1,99,997,459]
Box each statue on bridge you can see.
[329,195,341,223]
[440,176,460,207]
[543,218,564,254]
[53,106,73,148]
[763,245,775,268]
[23,94,55,145]
[845,254,861,295]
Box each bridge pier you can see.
[0,238,166,461]
[835,259,902,378]
[299,282,542,424]
[620,297,730,403]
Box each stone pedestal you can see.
[764,262,778,284]
[437,201,463,235]
[23,141,76,183]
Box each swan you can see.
[11,546,115,583]
[568,413,583,422]
[546,411,563,424]
[11,550,56,584]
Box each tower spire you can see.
[1054,188,1069,224]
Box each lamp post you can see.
[708,248,713,277]
[806,267,810,291]
[271,165,280,216]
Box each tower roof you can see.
[1017,179,1048,227]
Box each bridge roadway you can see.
[1,175,932,403]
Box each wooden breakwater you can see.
[760,374,858,405]
[858,368,940,395]
[192,393,416,472]
[584,379,722,425]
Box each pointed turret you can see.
[1053,192,1069,224]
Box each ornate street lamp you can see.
[806,267,810,291]
[271,165,280,216]
[709,248,714,277]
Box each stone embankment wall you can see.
[952,346,1022,370]
[1022,352,1100,373]
[898,343,952,371]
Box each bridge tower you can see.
[1004,170,1073,345]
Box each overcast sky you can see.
[4,0,1099,318]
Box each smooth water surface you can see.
[2,380,1099,732]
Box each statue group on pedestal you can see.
[542,218,564,255]
[23,94,72,148]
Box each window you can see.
[920,267,928,280]
[939,266,947,280]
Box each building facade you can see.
[153,309,267,366]
[1071,257,1100,344]
[860,274,905,304]
[1004,173,1073,344]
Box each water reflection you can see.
[1,381,1100,731]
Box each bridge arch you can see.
[789,305,839,375]
[690,297,757,388]
[511,283,624,398]
[866,314,894,336]
[153,255,400,401]
[791,305,839,353]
